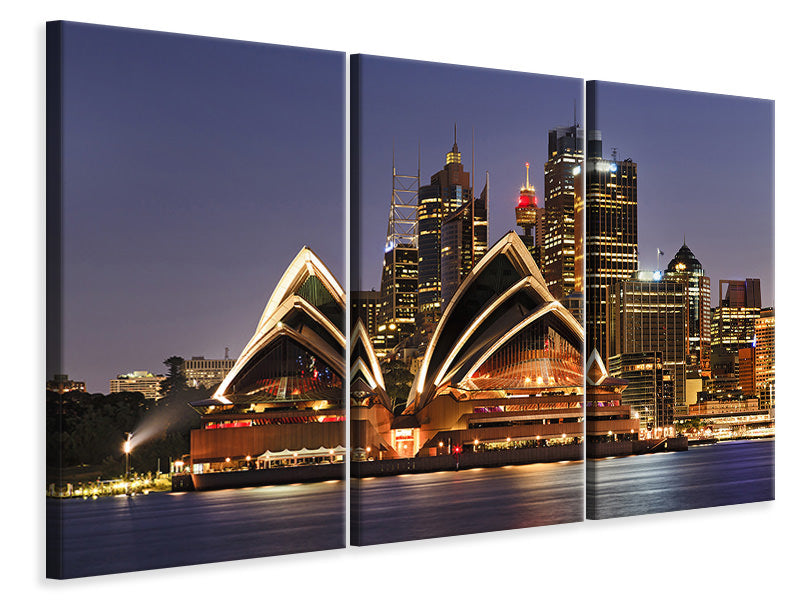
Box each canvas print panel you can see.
[46,22,345,578]
[584,80,775,519]
[350,55,585,545]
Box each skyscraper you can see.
[608,351,672,430]
[417,129,473,328]
[719,278,761,308]
[351,290,381,338]
[376,156,419,356]
[542,125,583,299]
[665,242,711,375]
[755,307,775,408]
[441,176,488,307]
[738,346,757,396]
[584,128,638,361]
[609,273,686,417]
[711,279,761,353]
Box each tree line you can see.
[46,356,207,482]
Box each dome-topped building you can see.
[665,240,711,376]
[667,242,704,275]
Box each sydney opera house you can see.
[187,247,346,474]
[185,235,638,476]
[354,231,599,460]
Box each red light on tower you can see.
[517,161,538,209]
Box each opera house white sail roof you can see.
[407,231,584,414]
[205,247,346,408]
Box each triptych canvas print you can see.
[46,21,775,579]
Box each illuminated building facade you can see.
[585,349,641,443]
[47,374,86,394]
[755,308,775,408]
[584,127,638,362]
[109,370,165,401]
[608,351,672,430]
[351,290,381,339]
[711,306,760,353]
[561,291,583,323]
[188,247,345,473]
[417,132,473,328]
[704,347,740,401]
[665,243,711,375]
[542,125,583,299]
[376,158,419,356]
[738,346,756,396]
[609,273,686,416]
[350,319,397,459]
[183,357,235,390]
[376,246,418,357]
[711,279,761,353]
[573,154,585,295]
[441,177,488,307]
[400,232,585,457]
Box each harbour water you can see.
[588,438,775,519]
[47,480,345,578]
[48,439,774,577]
[353,461,585,545]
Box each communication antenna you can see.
[385,142,419,251]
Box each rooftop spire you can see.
[446,123,462,165]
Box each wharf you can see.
[173,463,344,492]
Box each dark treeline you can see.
[46,357,207,482]
[382,359,413,415]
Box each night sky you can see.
[60,23,344,392]
[591,82,774,306]
[58,30,773,394]
[354,55,583,290]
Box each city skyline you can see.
[59,42,774,394]
[354,56,583,292]
[57,24,345,392]
[589,81,774,307]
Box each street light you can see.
[123,433,132,480]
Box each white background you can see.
[2,1,796,597]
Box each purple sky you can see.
[591,81,774,307]
[60,23,344,393]
[57,30,773,394]
[354,55,582,290]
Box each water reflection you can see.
[49,480,345,578]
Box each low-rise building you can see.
[109,371,165,401]
[47,374,86,394]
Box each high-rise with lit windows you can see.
[609,273,686,417]
[417,131,473,328]
[351,290,381,338]
[376,154,419,357]
[755,307,775,408]
[584,126,638,361]
[711,279,761,353]
[542,125,583,299]
[665,242,711,375]
[441,177,487,307]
